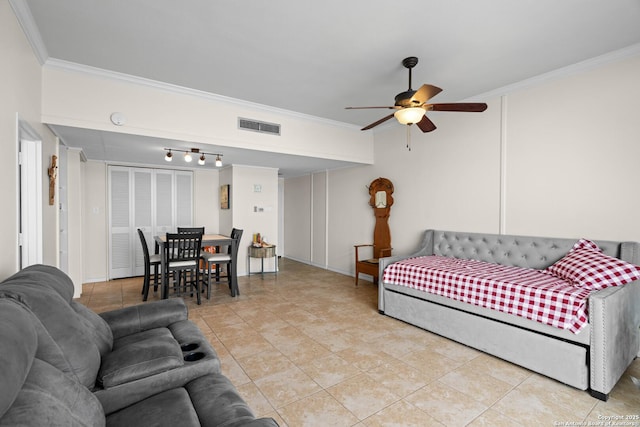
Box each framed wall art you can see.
[220,184,230,209]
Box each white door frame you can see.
[17,117,43,269]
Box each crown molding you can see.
[9,0,48,65]
[466,42,640,102]
[42,58,361,131]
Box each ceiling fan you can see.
[346,56,487,133]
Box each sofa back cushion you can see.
[0,266,112,389]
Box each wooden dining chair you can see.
[201,228,243,299]
[163,232,203,304]
[137,229,161,301]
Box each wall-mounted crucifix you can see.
[48,155,57,206]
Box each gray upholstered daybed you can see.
[378,229,640,401]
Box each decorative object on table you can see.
[47,154,57,205]
[220,184,230,209]
[354,177,394,285]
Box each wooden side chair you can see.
[137,228,161,301]
[354,244,391,285]
[163,232,203,304]
[201,228,243,298]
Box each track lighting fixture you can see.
[163,148,223,167]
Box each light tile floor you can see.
[80,258,640,427]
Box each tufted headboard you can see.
[423,229,638,270]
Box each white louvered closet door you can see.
[133,169,153,276]
[175,171,193,227]
[155,170,174,236]
[109,166,193,279]
[109,167,133,278]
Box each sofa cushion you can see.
[545,238,640,290]
[71,301,113,356]
[105,388,200,427]
[0,299,37,418]
[1,358,106,427]
[0,282,102,389]
[98,331,184,388]
[185,373,279,427]
[0,298,105,427]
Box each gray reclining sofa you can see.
[0,264,278,426]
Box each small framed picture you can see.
[220,184,230,209]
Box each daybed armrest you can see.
[589,280,640,400]
[100,298,188,340]
[378,230,436,312]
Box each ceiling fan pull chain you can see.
[406,125,412,151]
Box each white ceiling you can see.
[15,0,640,176]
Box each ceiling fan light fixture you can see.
[394,107,425,125]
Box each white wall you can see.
[41,64,373,165]
[503,56,640,241]
[193,169,219,233]
[0,4,58,280]
[67,148,84,296]
[311,171,327,268]
[82,160,107,282]
[230,165,279,275]
[284,175,312,263]
[286,53,640,278]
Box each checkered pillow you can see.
[545,239,640,290]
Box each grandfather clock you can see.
[369,177,394,259]
[354,177,394,285]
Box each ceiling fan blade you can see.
[361,113,396,130]
[410,84,443,105]
[416,115,437,133]
[345,106,397,110]
[427,103,488,112]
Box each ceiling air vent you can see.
[238,118,281,136]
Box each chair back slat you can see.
[165,232,203,263]
[177,227,205,235]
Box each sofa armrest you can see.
[100,299,188,340]
[589,280,640,399]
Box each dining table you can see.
[154,233,239,298]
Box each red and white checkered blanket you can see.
[382,256,592,333]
